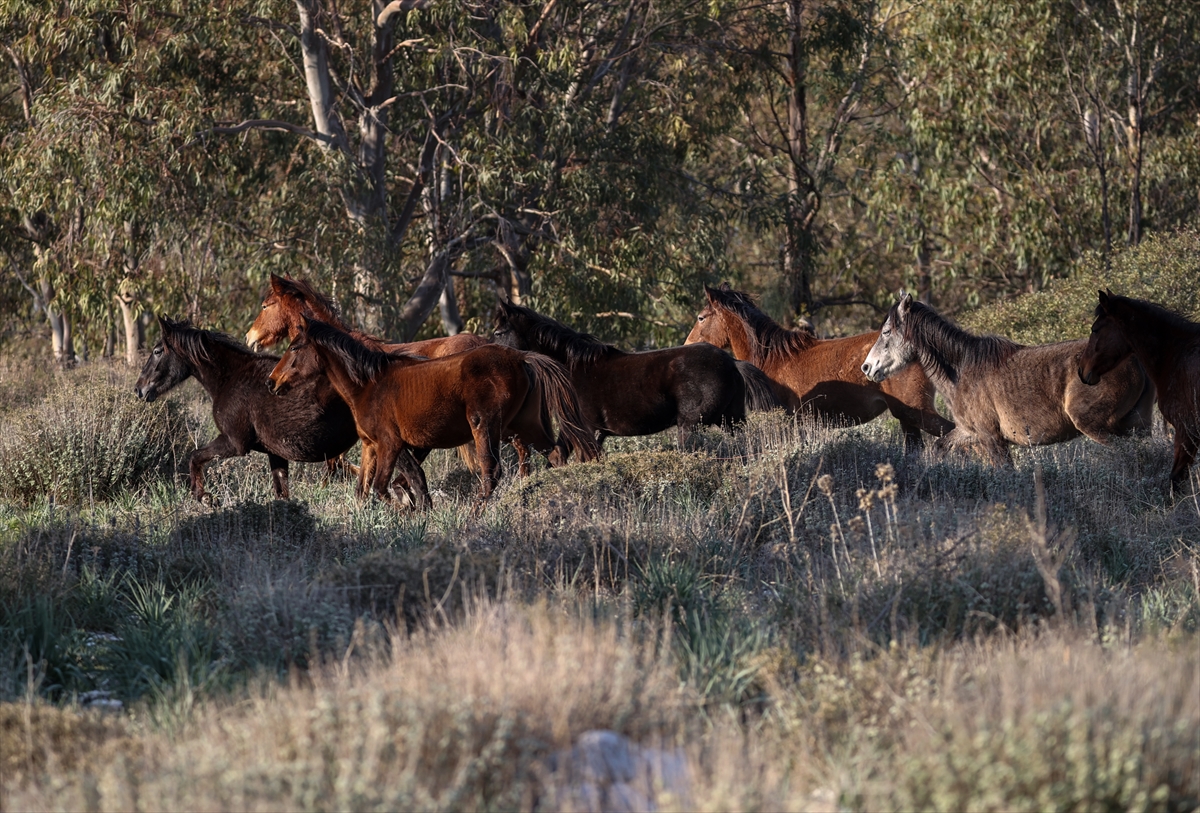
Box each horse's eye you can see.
[697,314,705,322]
[153,346,162,356]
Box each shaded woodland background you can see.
[2,0,1199,362]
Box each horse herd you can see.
[133,274,1200,509]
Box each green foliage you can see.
[0,369,187,505]
[964,228,1200,343]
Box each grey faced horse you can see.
[862,293,1154,466]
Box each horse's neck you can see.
[1123,318,1192,385]
[313,348,364,406]
[190,345,253,397]
[721,313,761,365]
[910,315,974,390]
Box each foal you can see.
[134,317,359,501]
[1079,290,1200,488]
[862,293,1154,466]
[268,319,598,508]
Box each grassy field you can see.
[1,358,1198,811]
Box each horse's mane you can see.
[276,276,346,328]
[706,284,817,365]
[496,303,617,365]
[1099,294,1200,335]
[303,319,425,386]
[162,318,265,366]
[899,300,1020,379]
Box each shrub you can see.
[0,367,188,505]
[964,228,1200,343]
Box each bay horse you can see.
[134,317,360,502]
[246,273,488,357]
[246,273,490,473]
[1079,290,1200,488]
[491,302,778,456]
[862,292,1155,466]
[685,284,952,449]
[267,318,599,509]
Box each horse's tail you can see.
[521,353,601,463]
[736,360,781,412]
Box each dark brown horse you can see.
[686,284,952,449]
[246,273,488,358]
[268,318,599,508]
[134,317,359,502]
[491,302,778,456]
[1079,290,1200,488]
[862,293,1155,466]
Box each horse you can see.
[685,284,953,449]
[133,316,360,502]
[246,273,490,473]
[491,301,778,456]
[861,292,1155,466]
[267,318,599,509]
[1079,290,1200,488]
[246,273,489,357]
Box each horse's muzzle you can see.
[1078,366,1100,386]
[135,386,157,403]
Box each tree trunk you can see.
[118,292,142,365]
[438,281,464,335]
[783,0,817,319]
[398,250,453,341]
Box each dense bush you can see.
[964,228,1200,343]
[0,367,189,505]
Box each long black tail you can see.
[735,360,781,412]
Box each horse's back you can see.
[387,332,490,359]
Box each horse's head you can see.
[246,274,300,350]
[492,301,528,350]
[1079,289,1134,385]
[862,292,918,382]
[135,317,193,402]
[267,337,312,396]
[685,285,732,349]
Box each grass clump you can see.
[505,450,727,509]
[0,366,189,506]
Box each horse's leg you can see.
[471,414,505,509]
[189,434,239,503]
[549,430,605,467]
[370,444,402,504]
[323,454,359,482]
[932,426,975,461]
[267,452,290,500]
[356,441,376,501]
[392,448,432,511]
[978,433,1014,468]
[1170,425,1199,492]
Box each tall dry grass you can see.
[1,354,1198,811]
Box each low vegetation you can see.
[1,356,1197,811]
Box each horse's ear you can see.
[703,284,716,301]
[897,291,913,316]
[1098,289,1110,307]
[269,273,285,293]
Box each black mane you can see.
[897,300,1020,381]
[1099,293,1200,335]
[706,284,816,365]
[162,318,268,367]
[303,319,416,386]
[495,303,618,365]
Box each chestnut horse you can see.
[686,284,952,449]
[246,273,488,357]
[246,273,489,473]
[862,293,1155,466]
[268,319,599,508]
[1079,290,1200,488]
[492,302,778,457]
[134,317,360,502]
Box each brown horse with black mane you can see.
[1079,290,1200,488]
[134,317,360,502]
[686,284,952,449]
[863,292,1155,466]
[492,301,778,457]
[268,318,599,509]
[246,273,488,357]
